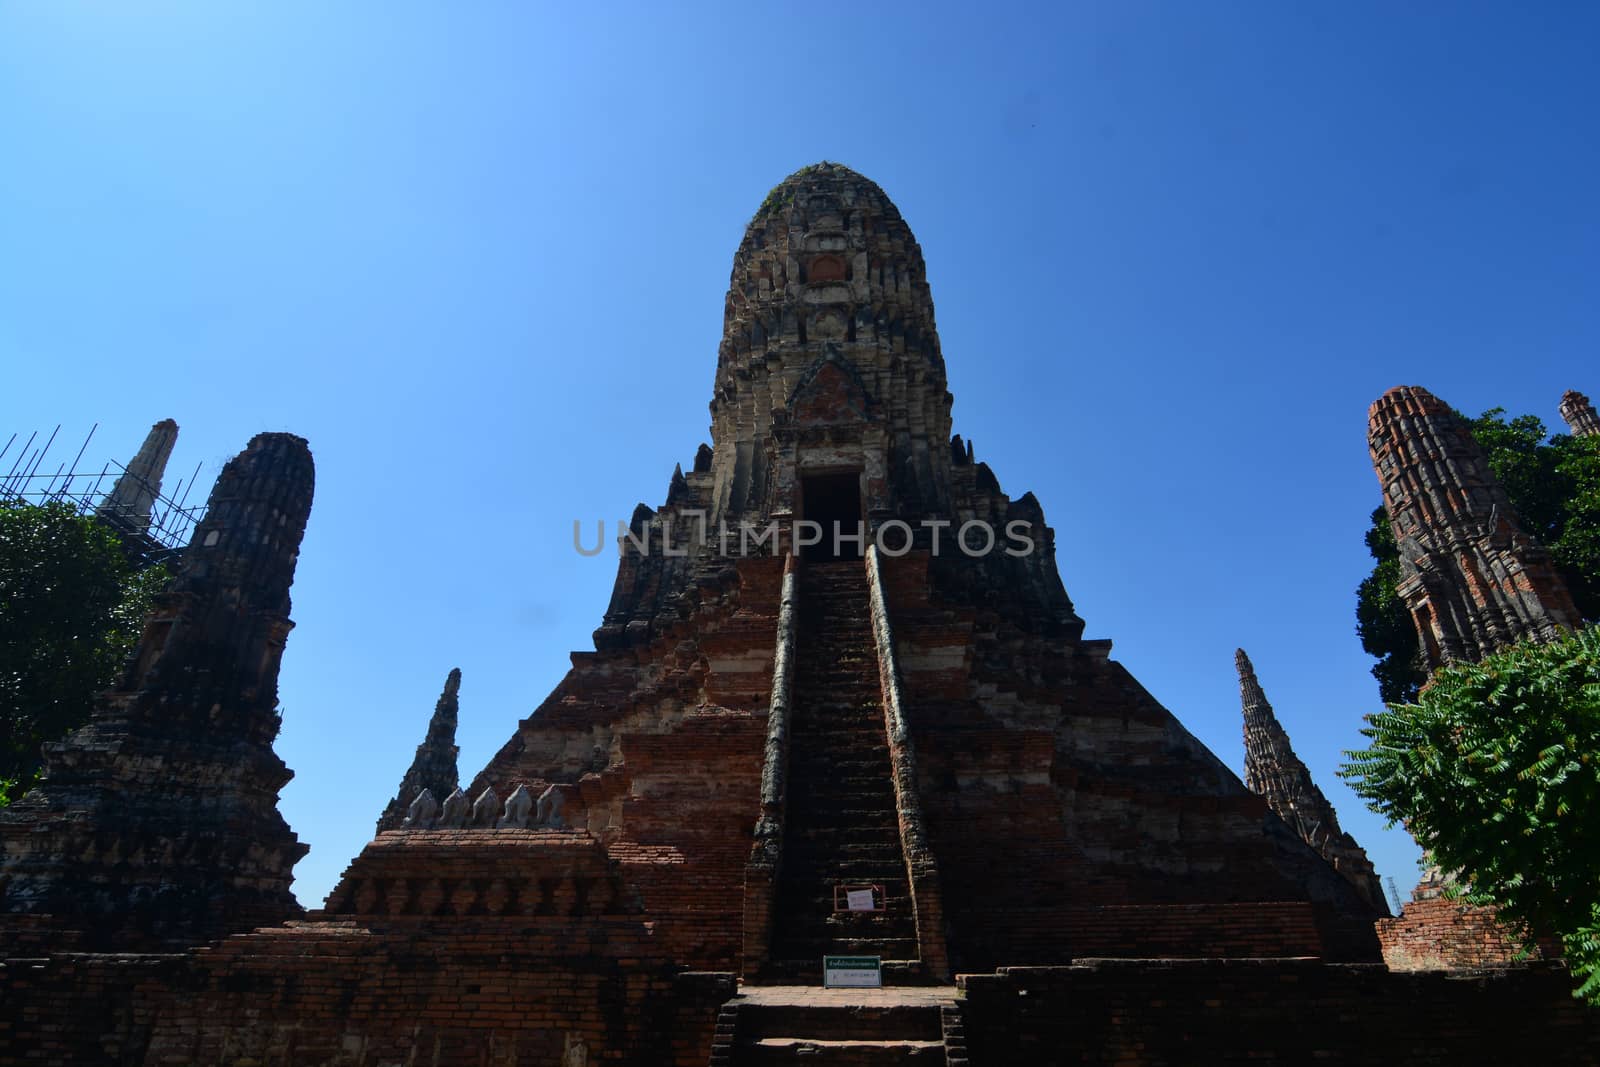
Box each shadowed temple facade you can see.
[2,164,1596,1065]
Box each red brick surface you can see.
[959,959,1600,1064]
[1378,898,1552,970]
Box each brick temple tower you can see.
[1367,385,1582,668]
[1236,649,1386,913]
[0,433,314,950]
[9,165,1600,1067]
[329,163,1383,993]
[1367,386,1585,970]
[1561,389,1600,438]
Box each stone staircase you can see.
[766,561,921,980]
[710,989,957,1066]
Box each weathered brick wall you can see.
[960,959,1600,1065]
[879,552,1383,972]
[607,710,766,969]
[0,926,732,1066]
[1378,898,1551,970]
[0,953,185,1065]
[0,822,744,1063]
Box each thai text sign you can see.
[823,956,882,989]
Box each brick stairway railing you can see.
[742,554,801,979]
[865,546,950,980]
[763,560,921,975]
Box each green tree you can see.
[0,501,167,804]
[1355,505,1422,705]
[1356,410,1600,703]
[1342,626,1600,1003]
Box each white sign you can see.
[823,956,882,988]
[845,888,877,912]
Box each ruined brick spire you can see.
[1368,385,1582,668]
[1237,649,1387,913]
[376,668,462,832]
[707,161,955,523]
[1560,390,1600,438]
[593,161,1081,648]
[95,418,177,536]
[0,433,314,949]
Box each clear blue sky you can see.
[2,3,1596,908]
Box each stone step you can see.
[785,765,894,780]
[785,781,893,792]
[783,805,903,824]
[774,902,916,923]
[784,840,904,858]
[769,942,922,964]
[792,698,880,710]
[783,794,898,812]
[783,838,903,855]
[785,766,891,781]
[738,1035,946,1066]
[772,920,920,942]
[787,738,889,752]
[775,878,911,896]
[784,798,897,811]
[771,895,916,918]
[783,840,902,857]
[777,879,910,899]
[790,703,883,713]
[784,814,898,829]
[788,727,887,739]
[736,1004,943,1043]
[788,717,887,729]
[783,854,903,869]
[785,819,898,831]
[788,728,887,740]
[777,875,910,894]
[775,875,910,892]
[778,899,915,914]
[790,764,902,780]
[774,900,917,923]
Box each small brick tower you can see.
[1560,389,1600,438]
[94,418,178,537]
[0,433,314,949]
[1237,649,1387,913]
[1367,385,1582,668]
[376,668,462,832]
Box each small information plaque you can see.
[823,955,883,989]
[845,888,877,912]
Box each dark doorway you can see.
[800,471,863,561]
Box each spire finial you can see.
[377,668,462,832]
[96,418,178,536]
[1235,650,1387,913]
